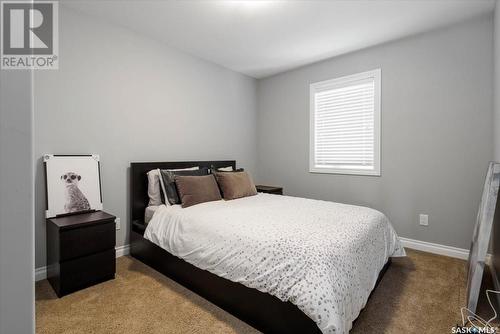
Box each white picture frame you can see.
[44,154,103,218]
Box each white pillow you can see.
[147,167,199,206]
[217,166,234,172]
[147,169,163,206]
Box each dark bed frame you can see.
[129,160,391,334]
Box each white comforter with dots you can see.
[144,193,405,334]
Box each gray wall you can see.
[34,7,257,268]
[0,71,35,332]
[256,16,494,250]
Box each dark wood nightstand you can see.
[46,211,116,297]
[256,185,283,195]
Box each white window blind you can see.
[310,69,381,176]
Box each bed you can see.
[130,161,404,334]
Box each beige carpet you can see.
[36,249,496,333]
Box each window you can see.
[309,69,381,176]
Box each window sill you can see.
[309,168,380,176]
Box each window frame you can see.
[309,69,381,176]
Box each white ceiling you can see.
[63,0,496,78]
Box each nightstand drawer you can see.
[58,249,116,296]
[60,221,115,261]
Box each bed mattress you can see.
[144,193,405,334]
[144,205,160,224]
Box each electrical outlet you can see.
[419,214,429,226]
[115,218,121,230]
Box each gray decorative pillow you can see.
[160,167,209,205]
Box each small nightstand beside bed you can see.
[130,161,404,334]
[46,211,116,297]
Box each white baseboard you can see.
[399,237,470,260]
[115,244,130,257]
[35,266,48,282]
[35,244,131,282]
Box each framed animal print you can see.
[44,154,103,218]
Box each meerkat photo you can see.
[61,172,91,213]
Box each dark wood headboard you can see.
[130,160,236,228]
